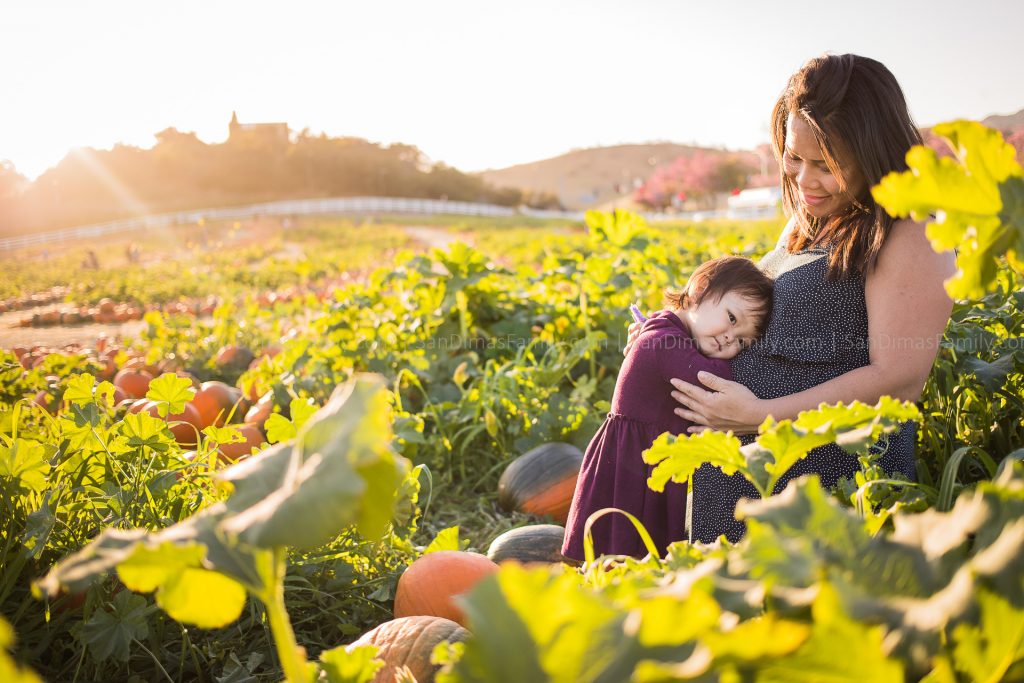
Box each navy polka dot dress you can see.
[689,243,918,543]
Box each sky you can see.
[1,0,1022,180]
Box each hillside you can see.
[481,108,1024,210]
[478,143,719,210]
[982,107,1024,131]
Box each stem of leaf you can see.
[262,548,310,683]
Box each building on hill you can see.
[228,111,290,145]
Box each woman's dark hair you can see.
[772,53,922,279]
[664,256,775,336]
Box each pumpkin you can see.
[497,442,584,523]
[191,380,244,428]
[213,345,255,372]
[393,551,498,626]
[217,423,265,462]
[486,524,569,565]
[137,400,202,446]
[244,392,275,429]
[113,368,153,399]
[348,616,469,683]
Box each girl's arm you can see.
[671,219,956,434]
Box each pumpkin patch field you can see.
[2,124,1024,682]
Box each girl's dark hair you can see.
[773,53,922,279]
[664,256,774,335]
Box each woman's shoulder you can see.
[875,217,956,273]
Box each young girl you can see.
[561,256,774,561]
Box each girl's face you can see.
[782,113,867,219]
[681,291,762,360]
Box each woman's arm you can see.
[671,218,956,433]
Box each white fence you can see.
[0,196,781,252]
[0,197,587,252]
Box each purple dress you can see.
[561,310,732,561]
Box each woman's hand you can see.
[622,321,643,356]
[670,371,767,434]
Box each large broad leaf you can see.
[75,590,153,662]
[960,354,1017,393]
[117,541,247,628]
[753,398,921,493]
[871,120,1024,298]
[146,372,197,417]
[951,588,1024,682]
[37,375,409,630]
[220,375,408,549]
[443,563,654,683]
[642,431,745,492]
[753,583,904,683]
[0,438,50,493]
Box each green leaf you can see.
[754,583,904,682]
[119,412,174,452]
[319,644,384,683]
[263,413,296,444]
[220,375,408,549]
[0,438,50,493]
[156,567,247,629]
[63,373,99,406]
[117,541,247,628]
[145,372,197,417]
[642,431,745,493]
[871,120,1024,299]
[951,588,1024,683]
[117,542,207,593]
[448,563,627,683]
[633,591,721,647]
[203,424,246,445]
[75,590,152,662]
[425,526,461,554]
[265,398,317,444]
[961,354,1017,393]
[0,617,42,683]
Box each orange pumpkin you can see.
[113,368,153,399]
[216,423,265,462]
[393,551,498,627]
[244,392,274,429]
[348,616,469,683]
[190,380,243,428]
[137,400,202,446]
[213,345,255,372]
[497,443,584,524]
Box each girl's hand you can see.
[670,371,766,434]
[622,321,643,356]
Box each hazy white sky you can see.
[1,0,1021,179]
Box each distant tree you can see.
[1007,130,1024,164]
[633,150,757,209]
[0,160,26,200]
[0,125,542,234]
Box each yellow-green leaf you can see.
[63,373,99,406]
[642,430,745,492]
[117,542,207,593]
[146,373,197,417]
[156,567,246,629]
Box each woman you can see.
[627,54,957,543]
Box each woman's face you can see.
[681,291,762,360]
[782,113,867,219]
